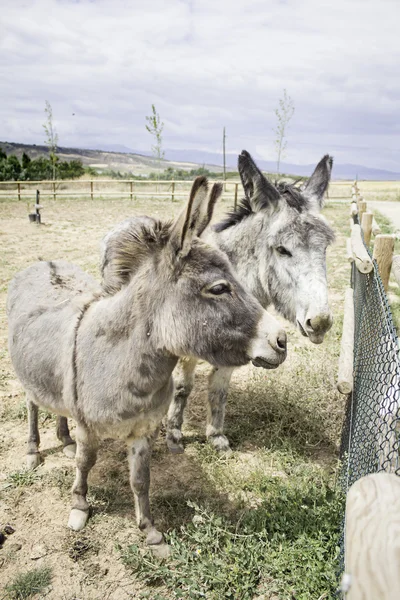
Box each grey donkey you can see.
[101,151,335,453]
[7,177,287,550]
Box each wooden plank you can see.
[373,235,395,291]
[351,224,373,273]
[345,473,400,600]
[337,288,354,394]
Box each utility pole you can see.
[223,126,226,191]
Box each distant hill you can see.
[1,141,400,180]
[0,141,223,176]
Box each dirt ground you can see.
[0,194,347,599]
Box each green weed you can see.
[5,566,52,599]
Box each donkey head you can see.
[216,151,335,344]
[101,177,287,369]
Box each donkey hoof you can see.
[146,527,164,546]
[63,443,76,459]
[68,509,88,531]
[26,453,42,470]
[209,434,231,453]
[166,432,184,454]
[149,542,171,559]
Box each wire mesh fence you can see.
[338,218,400,584]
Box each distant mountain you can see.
[162,149,400,181]
[1,141,400,180]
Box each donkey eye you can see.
[208,282,231,295]
[276,246,292,257]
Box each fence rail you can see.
[0,179,241,206]
[0,178,355,205]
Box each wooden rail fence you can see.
[0,179,241,208]
[0,179,353,206]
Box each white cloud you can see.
[1,0,399,169]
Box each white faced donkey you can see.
[7,177,287,551]
[101,151,335,454]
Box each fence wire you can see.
[338,221,400,585]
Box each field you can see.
[0,186,394,599]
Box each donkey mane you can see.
[102,219,172,294]
[214,180,310,233]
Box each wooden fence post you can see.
[90,180,94,201]
[361,211,373,246]
[52,181,56,201]
[17,182,21,201]
[344,473,400,600]
[373,235,395,291]
[234,183,238,210]
[358,200,367,224]
[171,180,175,202]
[130,181,133,201]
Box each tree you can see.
[22,152,31,169]
[145,104,164,187]
[43,100,58,180]
[273,89,295,176]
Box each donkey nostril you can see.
[276,332,287,353]
[305,318,313,331]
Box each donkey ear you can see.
[238,150,280,212]
[197,182,223,236]
[303,155,333,209]
[169,176,211,258]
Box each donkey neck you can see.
[208,213,272,308]
[77,275,179,405]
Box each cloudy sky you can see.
[1,0,399,170]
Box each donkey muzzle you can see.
[300,312,333,344]
[248,312,287,369]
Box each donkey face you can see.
[102,177,287,369]
[217,151,335,344]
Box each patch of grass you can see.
[122,474,344,600]
[5,566,52,599]
[7,468,43,487]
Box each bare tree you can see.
[273,89,295,176]
[43,100,58,180]
[146,104,164,188]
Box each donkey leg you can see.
[56,416,76,458]
[127,434,167,552]
[206,366,234,452]
[166,357,198,453]
[68,424,98,531]
[26,392,41,469]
